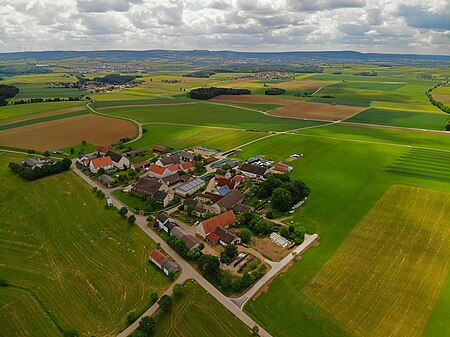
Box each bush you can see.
[239,228,252,244]
[158,294,173,311]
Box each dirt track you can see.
[0,113,136,151]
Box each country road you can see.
[71,162,273,337]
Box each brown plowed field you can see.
[0,106,85,125]
[433,93,450,104]
[212,95,367,120]
[0,114,136,151]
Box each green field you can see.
[0,101,85,122]
[101,102,324,131]
[347,107,450,130]
[13,83,83,99]
[0,152,171,337]
[152,280,251,337]
[234,132,450,337]
[133,124,268,152]
[304,185,450,337]
[0,110,89,131]
[370,101,442,113]
[300,124,450,152]
[93,98,191,108]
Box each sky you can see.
[0,0,449,55]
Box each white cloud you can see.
[0,0,448,54]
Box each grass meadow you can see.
[0,152,171,337]
[234,133,450,337]
[152,280,252,337]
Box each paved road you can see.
[71,164,273,337]
[230,234,318,308]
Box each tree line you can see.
[9,158,71,180]
[11,96,84,105]
[265,88,286,95]
[0,84,19,106]
[188,87,251,100]
[425,82,450,130]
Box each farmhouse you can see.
[156,154,180,167]
[239,163,270,179]
[193,146,220,157]
[124,148,146,157]
[90,156,114,173]
[149,249,179,276]
[152,145,171,154]
[148,164,172,178]
[274,162,293,173]
[156,212,177,233]
[210,190,244,214]
[197,210,236,239]
[181,234,201,250]
[105,150,131,169]
[98,174,115,187]
[175,178,205,197]
[20,158,52,170]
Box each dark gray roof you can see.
[171,227,187,240]
[23,158,40,167]
[216,190,244,210]
[132,178,163,196]
[162,259,179,273]
[159,154,180,166]
[233,203,253,214]
[156,212,170,223]
[181,235,200,250]
[214,227,238,245]
[160,173,180,185]
[154,190,168,202]
[239,163,268,176]
[98,174,114,184]
[105,150,123,163]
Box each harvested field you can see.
[274,80,333,90]
[271,101,366,121]
[0,114,136,151]
[253,237,291,262]
[303,185,450,337]
[0,106,86,125]
[212,95,366,120]
[433,93,450,104]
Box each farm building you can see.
[233,203,253,214]
[132,161,151,170]
[20,158,55,170]
[96,145,112,155]
[181,234,201,250]
[215,168,232,180]
[90,156,114,173]
[210,190,244,214]
[152,145,171,154]
[175,178,205,197]
[214,227,241,246]
[105,150,131,169]
[193,146,220,157]
[124,148,146,157]
[197,192,224,204]
[156,213,178,233]
[76,155,89,166]
[217,185,231,196]
[149,249,179,276]
[217,176,245,190]
[274,162,293,173]
[131,178,173,206]
[98,174,115,187]
[239,163,271,179]
[159,173,181,186]
[148,164,172,178]
[197,210,236,239]
[211,158,240,169]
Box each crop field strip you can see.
[303,185,450,337]
[0,109,90,131]
[152,281,251,337]
[0,153,171,336]
[386,148,450,182]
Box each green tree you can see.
[70,147,75,155]
[198,254,220,277]
[158,294,173,312]
[224,244,238,260]
[239,228,252,244]
[138,316,156,336]
[150,292,158,304]
[119,207,128,217]
[173,284,183,296]
[128,215,136,224]
[271,187,293,212]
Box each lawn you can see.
[102,102,325,131]
[0,101,85,123]
[347,107,450,130]
[133,124,268,152]
[152,280,252,337]
[0,152,171,337]
[233,133,450,337]
[112,190,156,212]
[304,185,450,337]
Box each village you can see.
[13,140,312,297]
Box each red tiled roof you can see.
[233,175,245,185]
[149,164,167,175]
[201,210,236,236]
[96,145,111,153]
[181,161,194,170]
[133,161,149,168]
[91,156,113,169]
[206,232,220,243]
[168,163,180,172]
[149,249,166,265]
[153,145,168,152]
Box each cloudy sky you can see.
[0,0,449,55]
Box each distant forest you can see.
[189,87,251,100]
[92,74,140,85]
[0,84,19,106]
